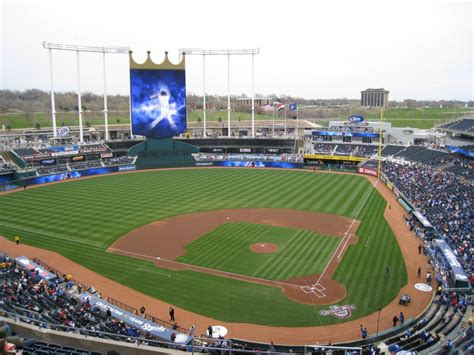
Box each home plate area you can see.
[301,283,327,298]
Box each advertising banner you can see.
[118,165,137,172]
[304,154,365,162]
[358,167,378,176]
[41,159,57,165]
[51,151,79,157]
[434,240,469,287]
[100,152,113,159]
[312,131,379,138]
[446,145,474,158]
[25,167,118,186]
[412,211,433,228]
[81,294,191,344]
[72,155,85,162]
[15,256,56,281]
[213,161,303,169]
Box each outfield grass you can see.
[177,222,339,280]
[0,169,407,326]
[0,110,272,129]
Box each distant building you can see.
[237,97,273,107]
[361,88,389,108]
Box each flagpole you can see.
[284,100,287,136]
[272,103,275,137]
[296,100,299,138]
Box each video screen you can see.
[130,69,187,139]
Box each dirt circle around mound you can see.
[249,243,278,254]
[109,208,361,305]
[0,169,436,345]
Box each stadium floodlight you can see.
[43,42,129,54]
[43,41,129,141]
[180,48,259,56]
[180,48,260,138]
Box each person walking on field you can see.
[393,315,399,327]
[14,236,20,245]
[399,312,405,325]
[417,267,421,278]
[169,305,175,322]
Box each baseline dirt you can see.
[250,243,278,254]
[0,168,435,345]
[108,208,359,305]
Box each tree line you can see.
[1,89,471,118]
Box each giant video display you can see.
[130,69,187,139]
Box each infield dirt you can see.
[108,208,359,305]
[0,169,435,344]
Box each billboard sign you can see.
[358,167,378,176]
[130,69,186,139]
[348,115,364,123]
[15,256,57,281]
[56,126,70,137]
[81,294,191,344]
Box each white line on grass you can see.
[109,247,302,288]
[137,268,171,278]
[315,178,379,285]
[337,234,351,259]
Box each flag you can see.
[289,102,298,111]
[276,103,285,111]
[263,104,273,111]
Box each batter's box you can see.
[300,284,327,298]
[312,283,326,291]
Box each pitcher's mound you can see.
[250,243,278,254]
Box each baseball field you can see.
[0,168,408,327]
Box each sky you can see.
[0,0,472,101]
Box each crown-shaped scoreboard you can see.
[129,51,187,139]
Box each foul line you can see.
[108,247,302,288]
[137,268,172,278]
[315,178,379,285]
[337,234,351,259]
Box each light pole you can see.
[180,48,259,137]
[43,42,129,141]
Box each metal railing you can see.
[106,297,190,335]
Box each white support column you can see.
[227,53,231,138]
[272,105,275,136]
[128,72,133,140]
[76,51,84,143]
[48,48,57,138]
[203,54,206,137]
[102,52,109,141]
[251,53,255,138]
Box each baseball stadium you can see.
[1,6,473,355]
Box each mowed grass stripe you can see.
[178,222,339,281]
[0,168,407,326]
